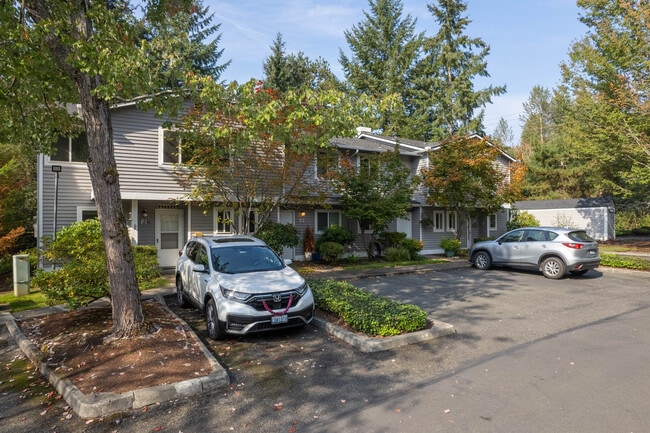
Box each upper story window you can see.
[51,132,88,163]
[316,148,338,178]
[160,128,182,165]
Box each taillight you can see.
[562,243,584,249]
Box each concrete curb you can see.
[3,296,230,419]
[312,316,455,353]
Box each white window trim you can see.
[446,211,457,232]
[488,214,498,231]
[214,208,234,234]
[315,148,339,179]
[159,127,182,166]
[47,135,88,165]
[433,211,445,232]
[76,206,98,222]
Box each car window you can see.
[501,230,524,243]
[185,241,198,260]
[195,245,209,268]
[524,229,546,242]
[212,246,284,274]
[568,231,595,242]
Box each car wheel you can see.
[205,298,226,340]
[570,269,589,276]
[176,275,188,308]
[542,257,566,279]
[473,251,492,270]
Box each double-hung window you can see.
[447,211,457,232]
[160,128,182,165]
[215,209,233,234]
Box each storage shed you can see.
[514,197,616,241]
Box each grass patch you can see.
[600,254,650,271]
[0,289,49,312]
[339,257,446,271]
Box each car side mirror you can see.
[192,264,207,273]
[284,259,293,266]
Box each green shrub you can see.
[400,238,424,260]
[255,221,300,255]
[440,237,461,252]
[319,241,345,263]
[315,225,355,251]
[30,219,161,309]
[600,253,650,271]
[507,209,540,230]
[308,278,427,336]
[379,231,407,248]
[384,246,411,262]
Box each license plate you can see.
[271,315,288,325]
[589,250,596,255]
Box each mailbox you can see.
[12,254,30,297]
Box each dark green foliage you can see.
[379,231,407,248]
[318,242,345,264]
[30,219,161,309]
[506,210,540,230]
[440,237,461,252]
[600,254,650,272]
[384,246,411,262]
[400,238,424,260]
[309,278,427,336]
[315,225,355,251]
[255,222,300,256]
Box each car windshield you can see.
[211,245,285,274]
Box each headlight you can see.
[220,286,251,302]
[296,282,309,295]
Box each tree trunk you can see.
[27,0,145,337]
[77,82,144,338]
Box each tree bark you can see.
[26,0,144,337]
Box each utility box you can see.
[13,254,30,297]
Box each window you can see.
[433,211,445,232]
[316,211,341,232]
[161,129,181,165]
[501,230,523,243]
[316,148,338,178]
[359,153,379,177]
[447,211,457,232]
[215,209,233,234]
[51,132,88,163]
[488,214,497,230]
[77,207,98,222]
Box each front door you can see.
[155,209,184,267]
[279,209,295,259]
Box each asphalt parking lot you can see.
[2,265,649,432]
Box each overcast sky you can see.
[206,0,587,141]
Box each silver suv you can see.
[469,227,600,279]
[175,236,314,339]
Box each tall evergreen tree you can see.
[410,0,505,141]
[339,0,423,135]
[519,85,553,161]
[490,117,514,149]
[559,0,649,202]
[263,33,339,92]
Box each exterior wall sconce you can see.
[299,210,306,217]
[142,209,148,218]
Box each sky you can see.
[206,0,588,142]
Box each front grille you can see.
[227,305,314,333]
[246,290,303,312]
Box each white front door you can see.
[279,209,295,259]
[155,209,184,267]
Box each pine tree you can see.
[339,0,423,135]
[410,0,505,140]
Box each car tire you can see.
[542,257,566,279]
[176,275,188,308]
[570,269,589,276]
[473,251,492,270]
[205,298,226,340]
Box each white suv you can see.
[175,236,314,339]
